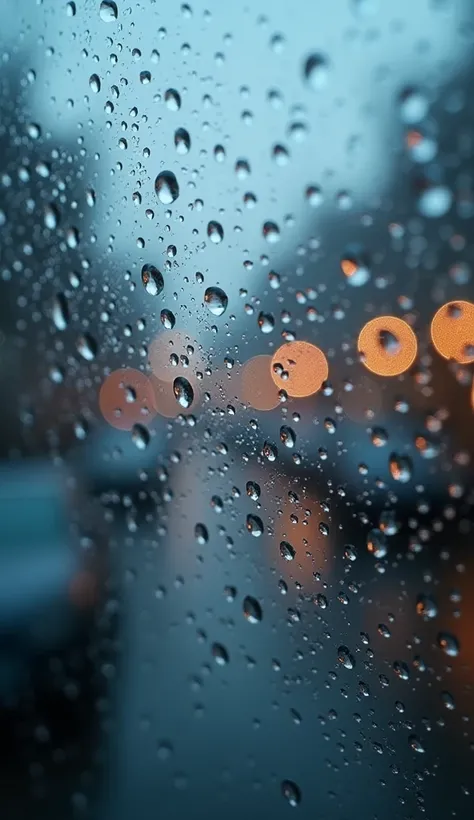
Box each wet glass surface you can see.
[1,1,474,818]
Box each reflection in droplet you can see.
[207,220,224,244]
[243,595,262,623]
[141,263,164,296]
[76,333,98,362]
[430,300,474,364]
[271,341,328,398]
[358,316,417,376]
[173,376,194,408]
[52,293,69,331]
[281,780,301,807]
[174,127,191,154]
[155,171,179,205]
[204,286,228,316]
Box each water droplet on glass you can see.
[164,88,181,111]
[367,528,388,559]
[246,514,264,537]
[280,540,295,561]
[337,645,355,670]
[212,643,229,665]
[378,329,401,355]
[155,171,179,205]
[437,632,460,657]
[204,286,228,316]
[160,309,176,329]
[195,523,208,545]
[243,596,262,623]
[76,333,97,361]
[174,127,191,154]
[246,481,261,501]
[52,293,69,330]
[141,263,164,296]
[99,1,118,23]
[89,73,101,93]
[207,221,224,244]
[304,53,329,90]
[262,221,280,243]
[131,424,150,450]
[389,453,413,483]
[281,780,301,807]
[173,376,194,409]
[416,594,438,620]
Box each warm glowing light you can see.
[240,355,280,411]
[430,300,474,364]
[270,341,329,398]
[357,316,417,377]
[99,368,156,430]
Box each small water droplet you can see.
[89,73,101,93]
[131,424,150,450]
[207,221,224,244]
[52,293,69,330]
[174,127,191,154]
[160,309,175,329]
[437,632,460,657]
[280,540,295,561]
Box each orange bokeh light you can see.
[430,300,474,364]
[357,316,417,377]
[270,341,328,398]
[99,368,157,430]
[240,355,280,411]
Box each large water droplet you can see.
[173,376,194,408]
[174,127,191,154]
[99,1,118,22]
[207,221,224,244]
[155,171,179,205]
[437,632,460,657]
[280,540,295,561]
[204,286,228,316]
[246,514,264,537]
[281,780,301,807]
[131,424,150,450]
[304,53,329,89]
[243,595,262,623]
[141,263,164,296]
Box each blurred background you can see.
[1,0,474,817]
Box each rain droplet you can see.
[280,540,295,561]
[281,780,301,807]
[51,293,69,330]
[141,263,164,296]
[89,73,101,93]
[173,376,194,409]
[378,329,401,355]
[160,309,175,329]
[389,453,413,483]
[164,88,181,111]
[212,643,229,665]
[99,1,118,23]
[367,528,388,559]
[76,333,97,361]
[194,523,208,545]
[337,645,355,670]
[246,514,264,537]
[416,594,438,620]
[262,221,280,243]
[204,286,228,316]
[409,735,425,754]
[174,127,191,154]
[207,221,224,244]
[437,632,460,657]
[304,53,329,90]
[243,596,262,623]
[246,481,261,501]
[155,171,179,205]
[131,424,150,450]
